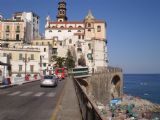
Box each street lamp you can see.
[23,54,30,80]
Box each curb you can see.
[0,79,41,89]
[50,77,68,120]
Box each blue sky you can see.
[0,0,160,73]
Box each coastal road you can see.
[0,79,66,120]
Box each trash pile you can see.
[91,94,160,120]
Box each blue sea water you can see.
[123,74,160,104]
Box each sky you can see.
[0,0,160,74]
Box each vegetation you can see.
[65,49,75,69]
[51,55,65,68]
[51,49,75,69]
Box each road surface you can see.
[0,80,65,120]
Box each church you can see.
[45,0,108,72]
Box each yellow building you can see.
[0,19,25,46]
[0,47,40,77]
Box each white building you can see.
[13,12,40,43]
[45,0,108,72]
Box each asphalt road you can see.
[0,79,66,120]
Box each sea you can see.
[123,74,160,104]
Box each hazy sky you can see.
[0,0,160,73]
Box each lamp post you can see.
[23,54,30,80]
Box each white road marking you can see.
[34,92,44,97]
[19,92,32,96]
[46,92,56,97]
[8,91,21,96]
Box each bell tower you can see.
[56,0,68,22]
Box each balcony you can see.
[5,30,10,32]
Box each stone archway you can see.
[111,75,121,99]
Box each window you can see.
[88,23,91,27]
[60,26,64,29]
[6,34,9,40]
[88,43,91,50]
[78,35,81,39]
[44,48,46,52]
[30,65,34,73]
[42,42,44,45]
[58,30,61,32]
[31,54,34,60]
[16,34,20,41]
[97,26,101,32]
[69,39,72,44]
[16,26,20,32]
[19,65,22,72]
[19,54,23,60]
[36,42,38,45]
[9,53,12,59]
[77,48,82,52]
[60,41,62,46]
[82,35,84,39]
[6,26,10,32]
[49,30,52,32]
[43,63,46,67]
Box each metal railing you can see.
[73,78,103,120]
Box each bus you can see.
[55,67,68,79]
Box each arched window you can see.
[68,26,73,32]
[97,26,101,32]
[60,26,64,29]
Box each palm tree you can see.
[51,56,65,68]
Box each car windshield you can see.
[44,75,54,79]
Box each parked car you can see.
[40,75,58,87]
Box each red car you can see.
[55,67,67,79]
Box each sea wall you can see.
[85,67,123,104]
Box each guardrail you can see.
[73,78,103,120]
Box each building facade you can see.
[0,17,25,47]
[45,0,108,72]
[0,12,40,47]
[0,47,40,78]
[13,12,40,42]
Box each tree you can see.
[51,56,65,68]
[78,55,86,66]
[65,49,75,69]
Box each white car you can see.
[40,75,58,87]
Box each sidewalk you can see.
[51,76,82,120]
[0,79,40,89]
